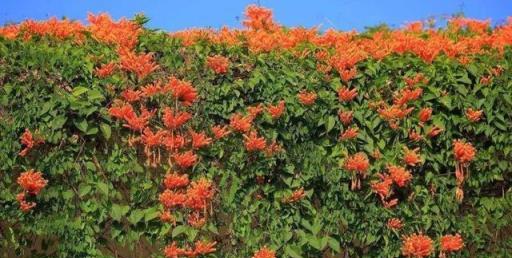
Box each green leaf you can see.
[111,204,130,222]
[325,116,336,132]
[74,119,88,132]
[284,245,302,258]
[100,123,111,139]
[78,185,92,197]
[72,86,89,97]
[127,209,145,225]
[172,225,187,238]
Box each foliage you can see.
[1,6,512,258]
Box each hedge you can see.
[1,5,512,258]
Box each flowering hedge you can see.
[1,5,512,258]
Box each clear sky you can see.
[1,1,511,31]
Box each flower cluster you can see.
[16,170,48,212]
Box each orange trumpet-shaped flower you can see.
[189,129,212,149]
[418,107,432,123]
[297,90,317,105]
[187,211,207,228]
[453,139,476,163]
[403,147,421,166]
[267,100,285,119]
[340,127,359,141]
[282,187,306,203]
[408,129,423,142]
[344,152,370,175]
[19,129,44,157]
[465,108,483,122]
[393,88,423,106]
[165,77,198,106]
[230,113,253,133]
[243,5,278,31]
[159,189,186,208]
[16,192,37,212]
[163,242,187,258]
[252,246,276,258]
[211,125,231,139]
[338,110,353,125]
[401,233,434,258]
[163,173,189,189]
[162,134,186,151]
[121,89,142,102]
[387,218,403,230]
[440,234,464,252]
[17,170,47,195]
[118,49,159,80]
[185,178,215,210]
[162,107,192,129]
[173,151,198,168]
[340,67,358,82]
[248,103,264,119]
[371,175,393,199]
[427,126,443,138]
[207,55,230,74]
[141,127,166,148]
[159,210,175,223]
[388,165,412,187]
[338,86,358,102]
[141,81,164,97]
[94,62,116,78]
[244,131,266,152]
[192,240,217,256]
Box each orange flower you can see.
[403,147,421,166]
[418,107,432,123]
[141,81,164,97]
[340,67,357,82]
[338,110,353,125]
[371,174,393,199]
[17,170,47,195]
[94,62,116,78]
[426,126,443,138]
[192,240,217,256]
[162,107,192,129]
[121,89,142,102]
[211,125,231,139]
[207,55,230,74]
[243,5,278,31]
[163,242,187,258]
[159,189,186,208]
[160,210,175,223]
[173,151,198,168]
[297,90,317,105]
[465,108,483,122]
[118,49,159,80]
[252,246,276,258]
[141,128,166,148]
[16,192,37,212]
[388,165,412,187]
[387,218,403,230]
[264,141,283,157]
[230,113,253,133]
[189,129,212,149]
[401,233,434,257]
[165,77,198,106]
[87,13,141,49]
[244,131,266,152]
[440,234,464,252]
[378,105,414,121]
[163,173,189,189]
[282,187,306,203]
[393,88,423,106]
[248,103,264,118]
[453,139,476,163]
[338,86,358,102]
[344,152,370,175]
[185,178,215,210]
[19,129,44,157]
[188,212,207,228]
[267,100,285,119]
[162,134,186,151]
[408,129,423,142]
[340,127,359,141]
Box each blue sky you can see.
[1,1,511,31]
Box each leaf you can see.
[172,225,187,237]
[74,119,88,132]
[325,116,336,132]
[144,207,160,222]
[284,245,302,258]
[96,182,108,196]
[78,185,92,197]
[72,86,88,97]
[100,123,111,139]
[111,204,130,222]
[127,209,145,225]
